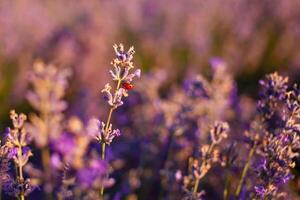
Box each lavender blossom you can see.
[24,60,71,197]
[26,60,71,148]
[183,121,229,199]
[102,44,141,109]
[90,118,121,145]
[0,140,12,194]
[4,110,33,199]
[254,81,300,199]
[97,43,141,197]
[102,84,127,109]
[258,72,289,121]
[235,73,300,199]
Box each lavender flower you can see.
[102,44,141,109]
[0,140,12,193]
[97,43,141,197]
[210,121,229,144]
[235,73,300,199]
[258,72,289,121]
[254,86,300,198]
[102,84,127,109]
[26,60,71,148]
[4,110,33,199]
[90,118,121,145]
[112,44,135,69]
[183,121,229,199]
[24,60,71,197]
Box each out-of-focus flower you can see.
[0,140,12,192]
[210,121,229,144]
[26,60,71,148]
[57,164,74,200]
[183,121,229,199]
[77,158,110,189]
[258,72,289,121]
[184,76,209,99]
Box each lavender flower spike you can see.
[98,44,141,197]
[5,110,33,199]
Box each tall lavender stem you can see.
[235,142,256,197]
[100,79,122,196]
[97,44,140,197]
[17,145,25,200]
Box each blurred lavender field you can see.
[0,1,300,200]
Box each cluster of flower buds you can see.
[183,121,229,199]
[253,73,300,198]
[259,72,289,101]
[4,110,33,198]
[102,44,141,110]
[0,140,12,192]
[254,127,299,198]
[258,72,289,120]
[210,121,229,144]
[193,121,229,179]
[6,110,32,168]
[90,119,121,145]
[112,44,135,69]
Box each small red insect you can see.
[122,82,134,90]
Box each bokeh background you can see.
[1,0,300,120]
[0,0,300,199]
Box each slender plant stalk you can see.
[101,143,106,160]
[42,146,52,200]
[193,178,200,194]
[100,79,122,196]
[41,147,50,173]
[17,145,25,200]
[235,142,257,197]
[41,112,53,200]
[223,171,230,200]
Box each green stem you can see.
[193,178,200,194]
[101,143,106,160]
[42,147,50,172]
[223,171,230,200]
[18,145,25,200]
[41,111,53,200]
[100,79,122,197]
[235,143,256,197]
